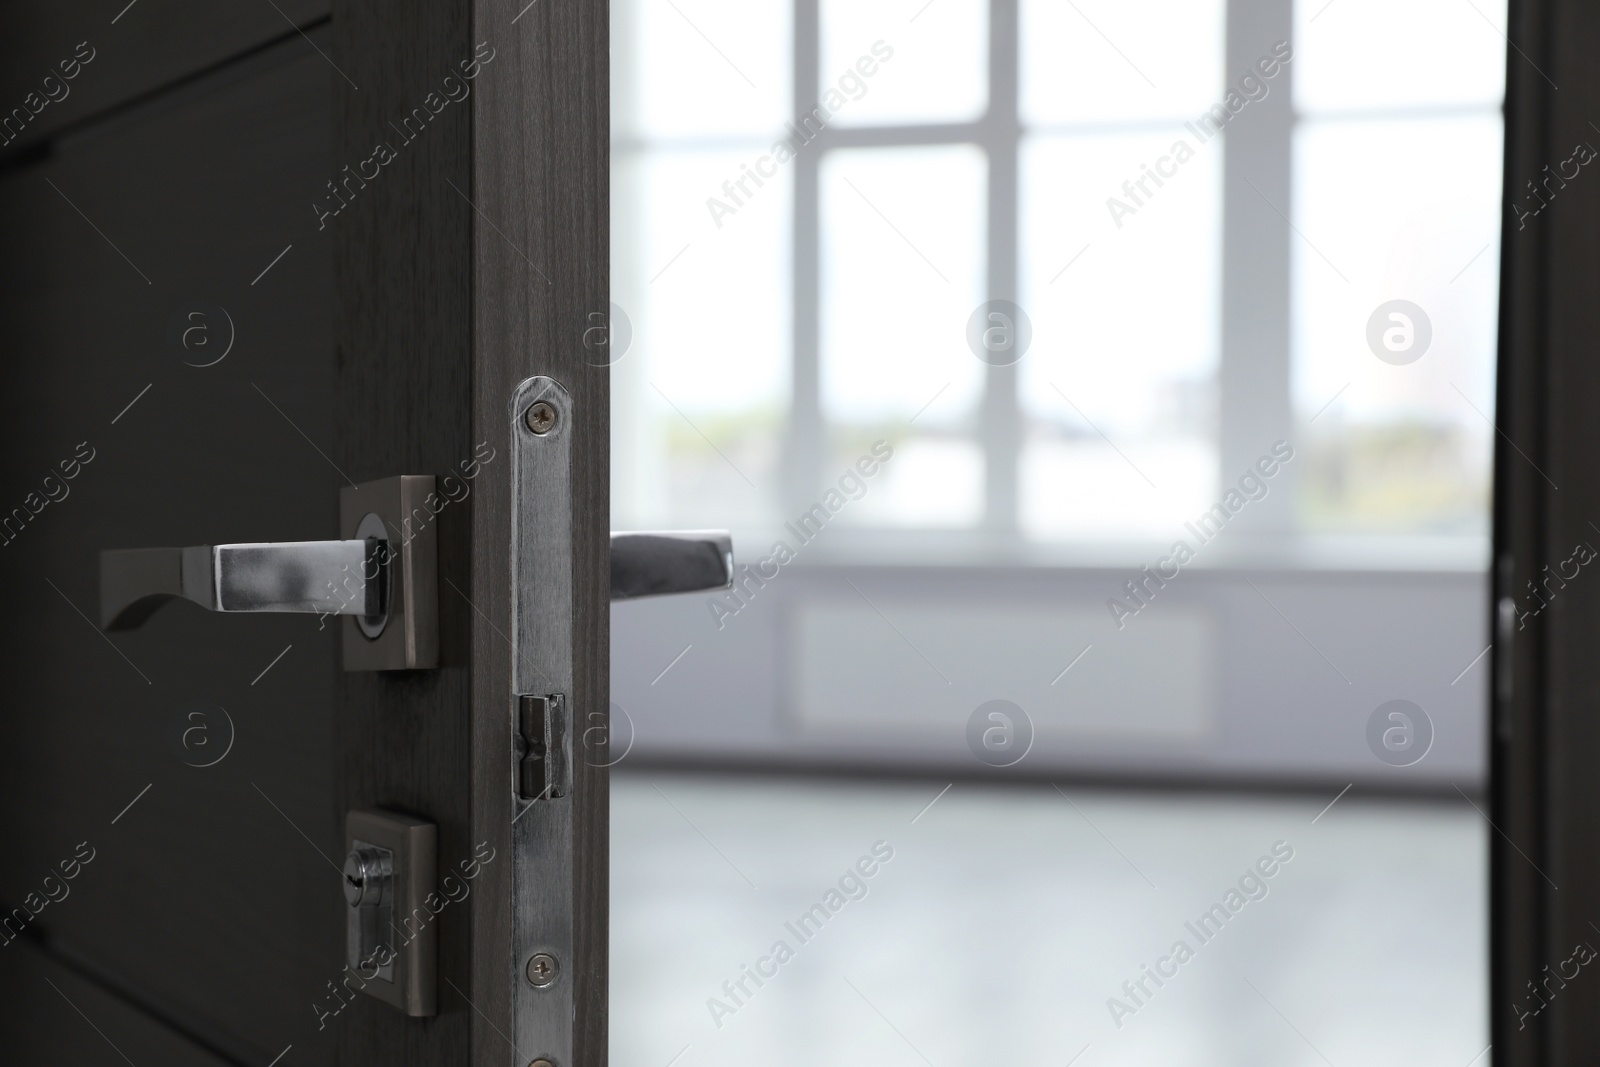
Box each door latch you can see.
[517,694,568,801]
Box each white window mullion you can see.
[983,0,1022,541]
[786,0,825,519]
[1219,0,1297,536]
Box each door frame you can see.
[1492,0,1600,1061]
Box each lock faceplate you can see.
[510,376,580,1067]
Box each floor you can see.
[611,771,1489,1067]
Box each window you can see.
[1292,0,1505,538]
[613,0,1505,557]
[1018,0,1225,540]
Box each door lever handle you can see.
[609,530,733,600]
[102,474,436,671]
[100,530,731,630]
[102,530,731,627]
[101,539,388,631]
[102,512,725,662]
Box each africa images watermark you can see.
[1,440,97,548]
[1106,441,1296,629]
[1516,936,1600,1031]
[312,41,498,229]
[705,40,896,229]
[169,703,236,768]
[967,699,1034,768]
[314,441,497,628]
[1,41,97,147]
[312,840,497,1030]
[1106,839,1296,1029]
[1510,139,1597,230]
[1105,41,1293,230]
[1366,699,1434,768]
[705,840,896,1030]
[707,440,895,630]
[1513,537,1597,629]
[1,840,97,947]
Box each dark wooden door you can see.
[0,2,609,1065]
[1494,0,1600,1062]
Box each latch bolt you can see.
[518,694,568,801]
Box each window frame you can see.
[614,0,1500,568]
[786,0,1288,548]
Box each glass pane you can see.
[1292,116,1502,534]
[1294,0,1508,114]
[819,145,987,527]
[1018,131,1222,538]
[1022,0,1226,125]
[612,149,791,530]
[615,0,792,140]
[820,0,987,127]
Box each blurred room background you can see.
[608,0,1501,1062]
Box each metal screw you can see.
[526,952,559,988]
[525,401,557,435]
[530,1060,556,1067]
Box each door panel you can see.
[0,33,338,1067]
[0,1,612,1062]
[0,0,328,152]
[328,1,474,1059]
[0,939,234,1066]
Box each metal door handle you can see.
[101,539,389,631]
[102,530,730,627]
[101,473,438,671]
[102,530,732,628]
[609,531,732,600]
[97,465,731,676]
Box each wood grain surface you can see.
[329,1,474,1064]
[466,0,611,1064]
[332,0,609,1063]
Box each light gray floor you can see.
[612,772,1488,1067]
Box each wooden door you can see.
[1494,0,1600,1063]
[0,1,609,1064]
